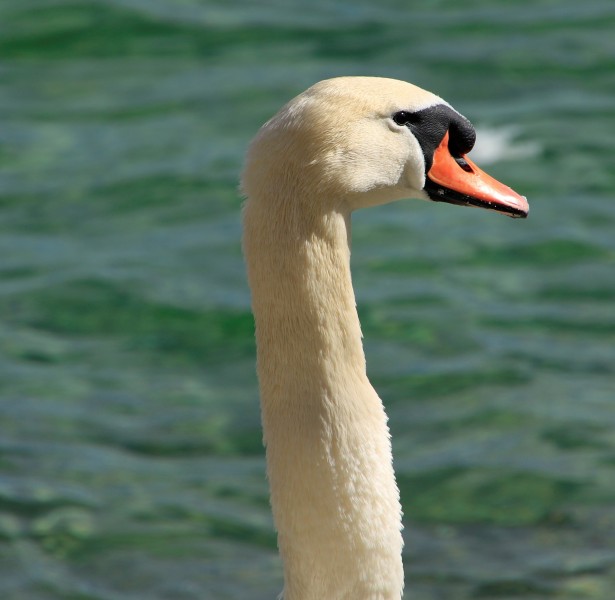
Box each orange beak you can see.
[426,132,529,218]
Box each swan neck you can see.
[243,192,404,599]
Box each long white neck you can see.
[243,189,404,599]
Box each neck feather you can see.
[243,190,404,600]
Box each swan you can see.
[241,77,528,600]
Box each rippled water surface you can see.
[1,1,614,598]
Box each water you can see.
[1,1,614,598]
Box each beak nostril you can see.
[454,156,474,173]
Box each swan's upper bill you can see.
[243,76,529,218]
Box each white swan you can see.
[242,77,528,600]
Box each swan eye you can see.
[392,111,416,127]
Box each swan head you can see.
[242,76,528,218]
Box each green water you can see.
[1,1,614,598]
